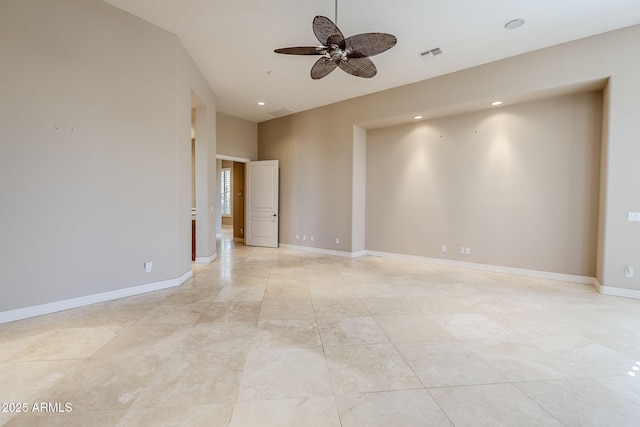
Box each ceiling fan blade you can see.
[274,47,322,55]
[313,16,345,48]
[345,33,397,57]
[338,57,377,78]
[310,57,338,80]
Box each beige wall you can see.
[0,0,216,313]
[217,112,258,160]
[259,24,640,292]
[366,92,602,276]
[260,109,355,250]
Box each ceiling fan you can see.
[274,5,397,80]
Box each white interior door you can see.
[245,160,279,247]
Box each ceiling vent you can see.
[420,47,443,60]
[268,107,296,117]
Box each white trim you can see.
[195,253,217,264]
[279,243,363,258]
[0,270,192,324]
[365,250,598,286]
[216,154,250,163]
[598,284,640,299]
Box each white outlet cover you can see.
[628,212,640,222]
[625,266,634,278]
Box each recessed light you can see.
[257,101,265,106]
[491,101,503,106]
[505,19,525,30]
[414,115,423,120]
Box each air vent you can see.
[268,107,296,117]
[420,47,443,60]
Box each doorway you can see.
[219,159,246,243]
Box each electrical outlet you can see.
[625,266,634,278]
[296,234,299,240]
[144,261,152,272]
[465,247,471,255]
[303,235,307,241]
[336,238,340,245]
[459,247,465,254]
[310,236,314,242]
[441,245,447,253]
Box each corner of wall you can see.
[351,125,367,252]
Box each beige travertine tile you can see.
[238,347,333,401]
[317,316,389,346]
[263,282,310,300]
[197,301,262,326]
[132,350,246,408]
[430,383,562,426]
[373,314,455,343]
[9,326,123,362]
[430,312,519,340]
[463,338,585,381]
[254,319,321,349]
[213,285,266,302]
[0,329,56,362]
[324,344,422,394]
[176,321,258,355]
[33,355,174,412]
[312,298,369,318]
[336,389,453,427]
[2,409,126,427]
[359,297,426,316]
[90,324,187,359]
[0,360,80,403]
[136,302,209,325]
[119,403,233,427]
[397,341,505,387]
[308,283,358,299]
[230,396,340,427]
[526,334,638,377]
[516,377,640,426]
[258,299,315,321]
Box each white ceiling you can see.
[102,0,640,123]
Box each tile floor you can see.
[1,228,640,426]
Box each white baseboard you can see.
[258,244,640,299]
[0,270,193,324]
[365,250,598,286]
[195,253,217,264]
[597,283,640,299]
[279,243,363,258]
